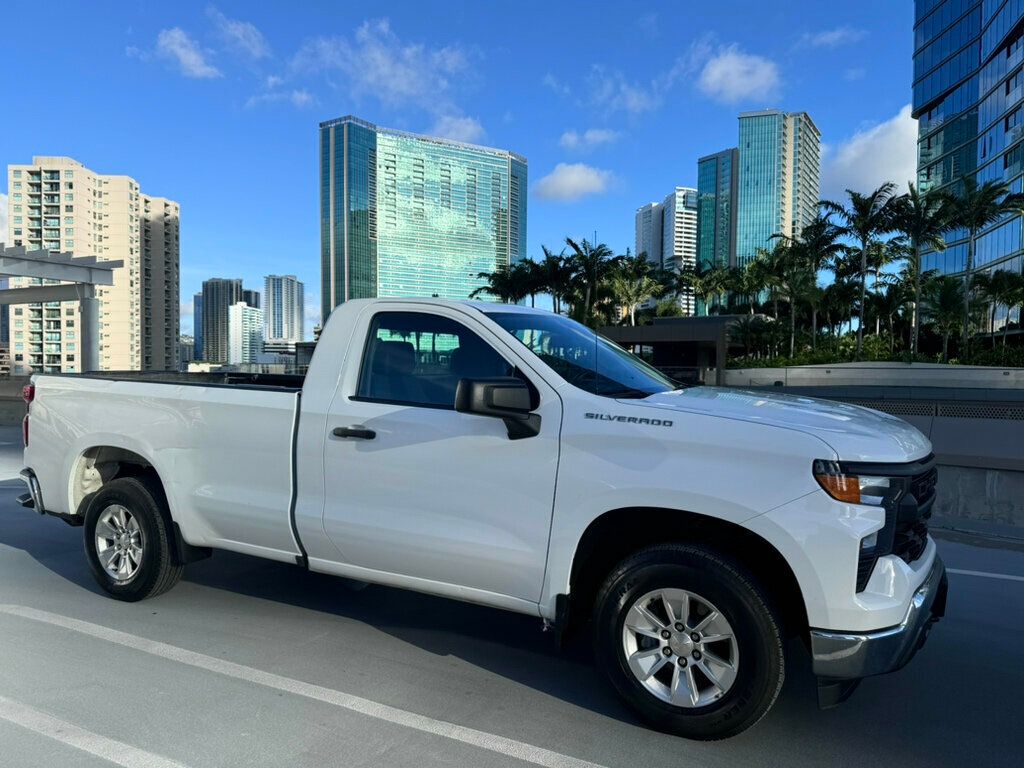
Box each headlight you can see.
[812,460,895,506]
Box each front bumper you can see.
[810,554,947,681]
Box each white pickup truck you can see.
[18,298,947,740]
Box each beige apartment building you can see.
[5,156,179,374]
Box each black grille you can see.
[854,460,938,592]
[894,466,937,564]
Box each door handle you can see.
[333,425,376,440]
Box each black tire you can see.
[83,476,183,602]
[593,544,784,740]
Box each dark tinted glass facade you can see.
[319,116,528,323]
[914,0,1024,289]
[696,148,739,271]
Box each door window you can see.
[355,312,514,408]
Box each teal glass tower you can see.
[735,110,821,267]
[696,148,739,271]
[319,116,528,322]
[914,0,1024,295]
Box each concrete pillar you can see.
[79,285,100,373]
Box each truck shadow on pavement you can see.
[0,483,1015,767]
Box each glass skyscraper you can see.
[735,110,821,266]
[319,116,528,322]
[697,148,739,271]
[914,0,1024,291]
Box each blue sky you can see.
[0,1,918,336]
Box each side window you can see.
[356,312,514,408]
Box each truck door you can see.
[321,306,561,605]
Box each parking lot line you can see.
[0,693,189,768]
[0,605,607,768]
[947,568,1024,583]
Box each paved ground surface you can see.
[0,427,1021,768]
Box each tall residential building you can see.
[635,201,664,266]
[697,148,740,271]
[228,302,264,365]
[319,115,528,322]
[193,292,203,360]
[5,156,180,374]
[913,0,1024,295]
[201,278,242,364]
[264,275,304,346]
[735,111,821,265]
[661,187,699,275]
[242,289,260,309]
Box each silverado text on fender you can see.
[18,298,947,740]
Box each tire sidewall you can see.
[595,549,783,739]
[83,478,167,601]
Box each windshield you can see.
[486,311,675,398]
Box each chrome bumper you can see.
[810,555,947,681]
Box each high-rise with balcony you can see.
[228,301,264,365]
[319,116,528,322]
[264,275,304,348]
[913,0,1024,305]
[735,111,821,265]
[5,156,179,374]
[697,148,740,271]
[633,187,698,314]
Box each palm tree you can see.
[974,268,1022,348]
[823,183,899,356]
[922,275,965,362]
[870,283,907,355]
[537,245,572,314]
[890,183,955,356]
[675,264,717,314]
[608,261,665,325]
[565,238,616,324]
[1007,271,1024,346]
[469,263,530,304]
[773,213,845,349]
[948,176,1024,351]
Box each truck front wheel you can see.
[83,476,183,602]
[593,543,784,740]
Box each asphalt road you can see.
[0,428,1021,768]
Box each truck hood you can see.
[633,387,931,463]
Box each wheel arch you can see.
[566,507,808,640]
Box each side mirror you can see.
[454,377,541,440]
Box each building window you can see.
[65,194,74,202]
[65,240,74,248]
[13,205,21,213]
[13,181,21,190]
[13,229,21,236]
[13,193,21,200]
[14,308,22,315]
[65,170,73,179]
[65,228,74,236]
[13,170,21,178]
[65,205,73,212]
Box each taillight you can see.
[22,384,34,404]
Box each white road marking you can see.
[947,568,1024,583]
[0,694,188,768]
[0,605,606,768]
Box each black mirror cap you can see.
[454,377,531,415]
[454,377,541,440]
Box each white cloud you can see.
[0,193,8,242]
[430,115,485,143]
[207,6,270,59]
[542,73,570,96]
[559,128,620,151]
[246,89,315,109]
[800,27,867,49]
[533,163,614,202]
[292,19,469,114]
[588,66,661,115]
[821,105,918,201]
[156,28,221,78]
[265,74,283,89]
[697,44,780,104]
[844,67,867,81]
[304,295,321,338]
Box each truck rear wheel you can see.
[593,543,784,740]
[83,476,183,602]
